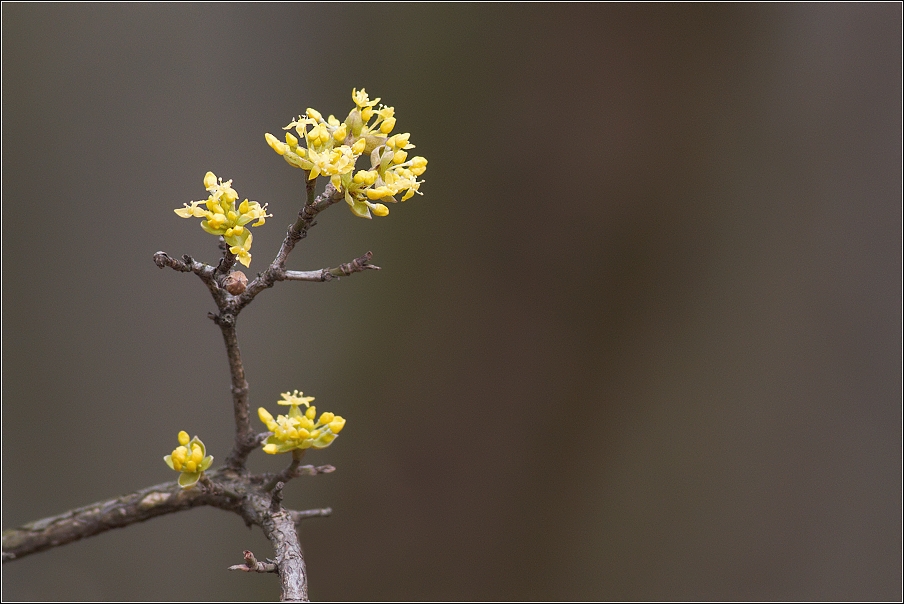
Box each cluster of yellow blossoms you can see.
[258,390,346,454]
[164,431,214,488]
[265,88,428,219]
[174,172,271,267]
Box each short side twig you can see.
[229,549,278,573]
[153,252,225,304]
[288,508,332,523]
[283,251,381,282]
[235,182,344,312]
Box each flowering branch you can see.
[233,183,344,312]
[3,88,427,602]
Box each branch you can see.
[219,320,255,469]
[153,251,225,304]
[2,469,242,562]
[5,468,323,601]
[288,507,332,523]
[283,251,381,282]
[262,482,308,601]
[229,549,278,573]
[234,183,344,312]
[263,449,334,492]
[135,177,361,599]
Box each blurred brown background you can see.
[2,4,900,601]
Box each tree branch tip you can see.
[289,507,333,523]
[291,464,336,478]
[228,550,278,573]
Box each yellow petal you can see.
[265,133,287,155]
[329,417,346,433]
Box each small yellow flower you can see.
[164,431,214,488]
[229,231,253,268]
[352,88,380,110]
[258,390,346,454]
[174,172,271,267]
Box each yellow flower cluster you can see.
[163,431,214,488]
[174,172,271,267]
[258,390,346,454]
[265,88,428,219]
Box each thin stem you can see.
[264,449,307,492]
[288,507,332,523]
[234,183,344,312]
[220,321,254,469]
[283,251,380,282]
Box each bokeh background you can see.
[2,4,900,601]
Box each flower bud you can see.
[223,271,248,295]
[351,138,367,155]
[380,117,396,134]
[367,186,392,200]
[409,156,428,176]
[329,417,346,433]
[265,133,287,155]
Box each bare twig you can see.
[153,251,225,303]
[261,455,334,494]
[290,464,335,477]
[283,251,381,282]
[229,549,278,573]
[288,508,332,523]
[265,449,306,492]
[219,320,255,469]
